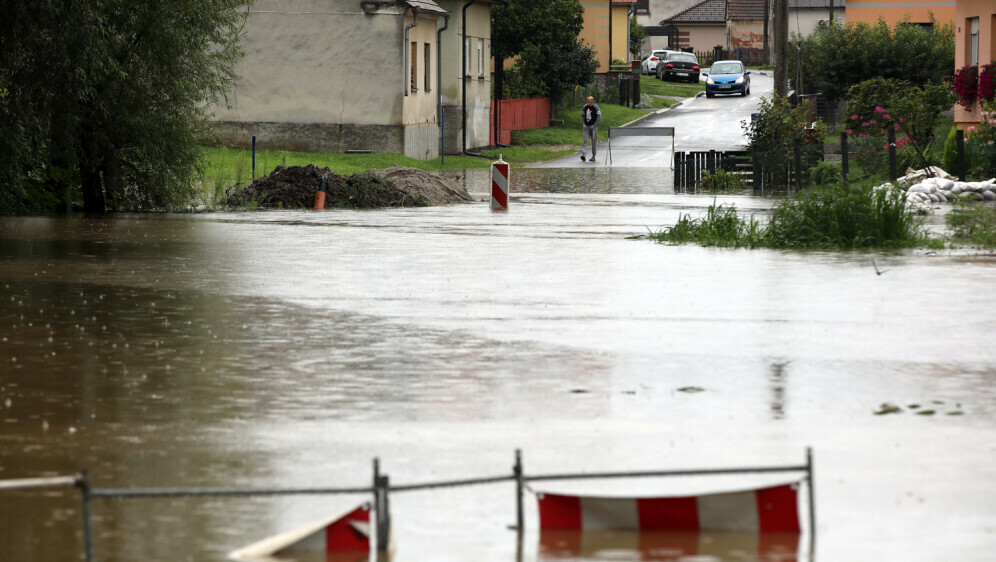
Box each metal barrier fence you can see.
[675,150,753,190]
[1,448,816,561]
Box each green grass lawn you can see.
[198,99,659,192]
[639,74,704,98]
[512,103,653,145]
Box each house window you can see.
[410,42,418,92]
[970,17,979,66]
[477,38,484,77]
[424,42,431,92]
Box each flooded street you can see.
[2,167,995,561]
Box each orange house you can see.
[579,0,637,73]
[846,0,954,28]
[954,0,996,128]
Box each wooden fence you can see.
[490,98,551,146]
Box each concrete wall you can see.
[729,20,764,49]
[209,0,446,160]
[955,1,996,128]
[677,24,727,52]
[437,1,492,153]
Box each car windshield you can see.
[669,54,697,63]
[711,63,743,75]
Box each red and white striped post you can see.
[491,154,509,210]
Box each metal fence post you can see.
[840,132,848,182]
[514,449,524,533]
[251,136,256,180]
[807,447,816,560]
[373,458,384,551]
[956,129,966,181]
[379,475,390,552]
[77,471,95,562]
[794,139,802,189]
[888,128,897,181]
[752,151,761,190]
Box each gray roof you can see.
[727,0,764,20]
[406,0,448,15]
[789,0,842,7]
[660,0,726,24]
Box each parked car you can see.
[656,52,700,82]
[640,50,674,76]
[702,60,750,97]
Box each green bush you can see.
[808,161,842,186]
[791,17,955,115]
[743,95,825,186]
[765,182,929,249]
[942,124,960,176]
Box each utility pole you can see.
[773,0,788,97]
[763,0,770,65]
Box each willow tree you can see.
[0,0,250,214]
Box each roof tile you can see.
[660,0,726,24]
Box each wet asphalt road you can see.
[533,73,772,169]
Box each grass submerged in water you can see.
[636,182,941,249]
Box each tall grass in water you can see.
[638,203,764,248]
[637,182,938,249]
[947,202,996,248]
[765,182,930,249]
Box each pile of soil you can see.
[226,164,472,209]
[369,166,474,205]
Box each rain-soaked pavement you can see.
[2,167,996,561]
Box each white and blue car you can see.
[702,60,751,98]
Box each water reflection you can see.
[538,530,800,561]
[768,361,789,420]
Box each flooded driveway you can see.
[1,167,995,562]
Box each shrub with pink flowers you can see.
[842,77,956,178]
[954,65,979,108]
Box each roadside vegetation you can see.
[635,181,941,250]
[947,203,996,248]
[789,17,954,125]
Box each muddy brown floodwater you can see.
[1,167,995,562]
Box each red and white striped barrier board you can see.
[228,503,371,560]
[537,483,800,533]
[491,155,509,210]
[540,528,801,559]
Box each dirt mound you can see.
[226,165,472,209]
[226,164,343,208]
[369,166,474,204]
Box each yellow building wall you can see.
[580,2,633,72]
[954,0,996,128]
[846,1,955,27]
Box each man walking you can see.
[580,96,601,162]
